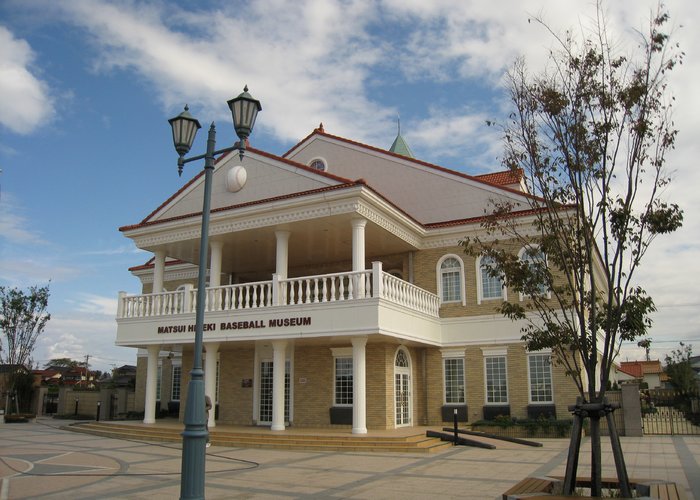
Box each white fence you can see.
[118,264,439,319]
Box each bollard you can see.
[96,401,102,421]
[74,398,79,416]
[453,408,458,445]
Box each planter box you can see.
[472,423,571,439]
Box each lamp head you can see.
[227,86,261,154]
[168,105,201,173]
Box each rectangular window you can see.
[444,358,465,404]
[480,257,503,301]
[216,360,220,404]
[442,271,461,302]
[485,356,508,404]
[528,354,553,403]
[334,357,353,406]
[156,364,162,401]
[171,365,181,401]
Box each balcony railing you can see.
[118,263,440,320]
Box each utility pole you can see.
[85,354,90,387]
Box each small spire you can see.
[389,114,414,158]
[317,122,324,132]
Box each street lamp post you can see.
[168,86,261,500]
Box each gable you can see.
[146,148,347,223]
[285,132,533,224]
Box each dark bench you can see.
[505,476,687,500]
[502,476,561,499]
[636,480,688,500]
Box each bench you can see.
[502,476,562,499]
[636,481,688,500]
[504,476,687,500]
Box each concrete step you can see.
[68,422,452,453]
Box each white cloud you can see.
[35,311,133,372]
[408,107,502,168]
[44,0,392,145]
[0,25,54,134]
[73,293,118,316]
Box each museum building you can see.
[116,125,578,433]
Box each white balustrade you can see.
[279,270,372,305]
[117,268,439,319]
[381,272,440,316]
[119,289,188,318]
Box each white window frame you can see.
[331,347,353,407]
[171,364,182,402]
[216,359,220,404]
[527,352,554,404]
[436,254,466,306]
[156,362,162,402]
[476,255,507,304]
[443,356,466,405]
[482,348,508,405]
[518,245,551,301]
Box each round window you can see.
[309,158,327,171]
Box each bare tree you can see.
[463,3,683,495]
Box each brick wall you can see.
[218,347,255,425]
[293,345,333,427]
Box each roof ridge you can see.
[284,128,536,198]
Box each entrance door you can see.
[258,360,290,425]
[394,348,412,427]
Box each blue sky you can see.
[1,0,698,373]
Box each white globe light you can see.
[226,165,247,193]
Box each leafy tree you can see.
[0,284,51,413]
[638,338,652,361]
[44,358,81,368]
[462,3,682,495]
[665,343,696,393]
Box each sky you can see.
[0,0,698,374]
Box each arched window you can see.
[395,348,409,368]
[518,245,549,300]
[477,255,505,303]
[436,255,466,305]
[308,157,327,171]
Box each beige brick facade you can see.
[134,242,579,430]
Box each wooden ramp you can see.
[68,421,452,454]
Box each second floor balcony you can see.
[116,263,442,347]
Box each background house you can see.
[617,360,667,389]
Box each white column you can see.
[209,240,224,287]
[153,250,166,294]
[275,230,291,305]
[117,291,127,318]
[204,342,220,429]
[351,219,367,298]
[351,219,366,272]
[271,339,288,431]
[372,261,384,299]
[275,230,291,278]
[143,345,159,424]
[352,336,368,434]
[209,240,224,310]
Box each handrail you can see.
[117,267,439,319]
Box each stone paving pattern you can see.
[1,418,698,499]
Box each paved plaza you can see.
[1,418,699,499]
